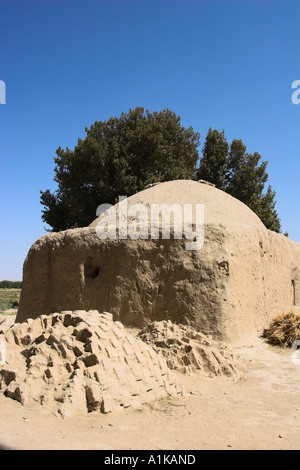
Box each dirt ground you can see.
[0,320,299,451]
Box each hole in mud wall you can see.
[84,262,100,280]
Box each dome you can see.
[90,180,266,234]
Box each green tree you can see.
[196,128,229,190]
[0,280,22,288]
[250,185,281,233]
[226,139,281,231]
[41,114,283,234]
[225,139,247,189]
[197,131,281,232]
[226,140,268,205]
[40,107,200,231]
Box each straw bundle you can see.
[263,311,300,347]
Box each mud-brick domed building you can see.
[16,180,300,343]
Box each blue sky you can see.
[0,0,299,280]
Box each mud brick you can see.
[84,342,99,355]
[101,357,111,371]
[86,309,99,316]
[123,343,133,356]
[99,322,110,333]
[94,330,107,341]
[35,333,46,345]
[46,334,60,346]
[83,354,99,367]
[75,327,92,343]
[105,345,118,360]
[126,376,138,395]
[0,369,16,388]
[145,357,159,376]
[130,395,142,409]
[93,369,108,388]
[114,321,124,330]
[100,312,113,321]
[62,314,74,327]
[118,389,132,408]
[142,373,156,390]
[147,346,158,360]
[4,381,23,404]
[126,334,135,345]
[134,350,146,365]
[86,383,102,405]
[109,337,119,350]
[57,343,68,359]
[112,327,125,339]
[130,380,143,397]
[73,345,83,357]
[26,319,44,338]
[40,315,52,329]
[164,381,178,395]
[101,394,114,413]
[105,378,121,399]
[113,365,128,386]
[157,355,168,371]
[3,329,16,346]
[131,363,143,380]
[156,375,165,388]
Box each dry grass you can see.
[263,311,300,347]
[0,288,21,314]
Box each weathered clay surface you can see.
[138,320,241,379]
[16,180,300,343]
[0,310,182,416]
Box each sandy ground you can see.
[0,315,299,450]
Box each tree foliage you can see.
[41,109,282,233]
[197,132,281,232]
[196,127,229,191]
[40,107,200,231]
[0,280,22,288]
